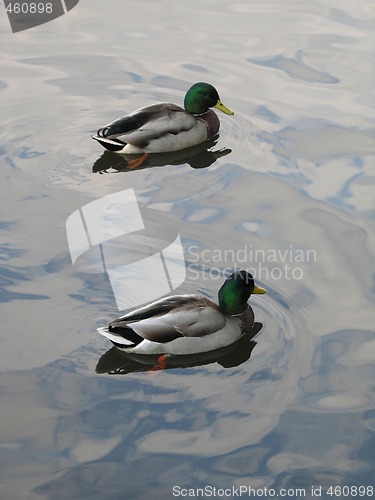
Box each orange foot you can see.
[127,153,149,168]
[148,355,168,372]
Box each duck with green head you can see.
[98,271,266,356]
[92,82,234,166]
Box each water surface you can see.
[1,1,374,498]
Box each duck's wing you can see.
[96,103,197,148]
[108,295,226,343]
[114,295,201,321]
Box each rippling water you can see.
[1,1,374,498]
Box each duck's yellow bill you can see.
[214,100,234,115]
[253,285,267,294]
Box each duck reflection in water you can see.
[92,136,231,173]
[96,322,262,375]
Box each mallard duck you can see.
[92,82,234,167]
[97,271,266,356]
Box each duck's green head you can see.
[218,270,266,315]
[184,82,234,116]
